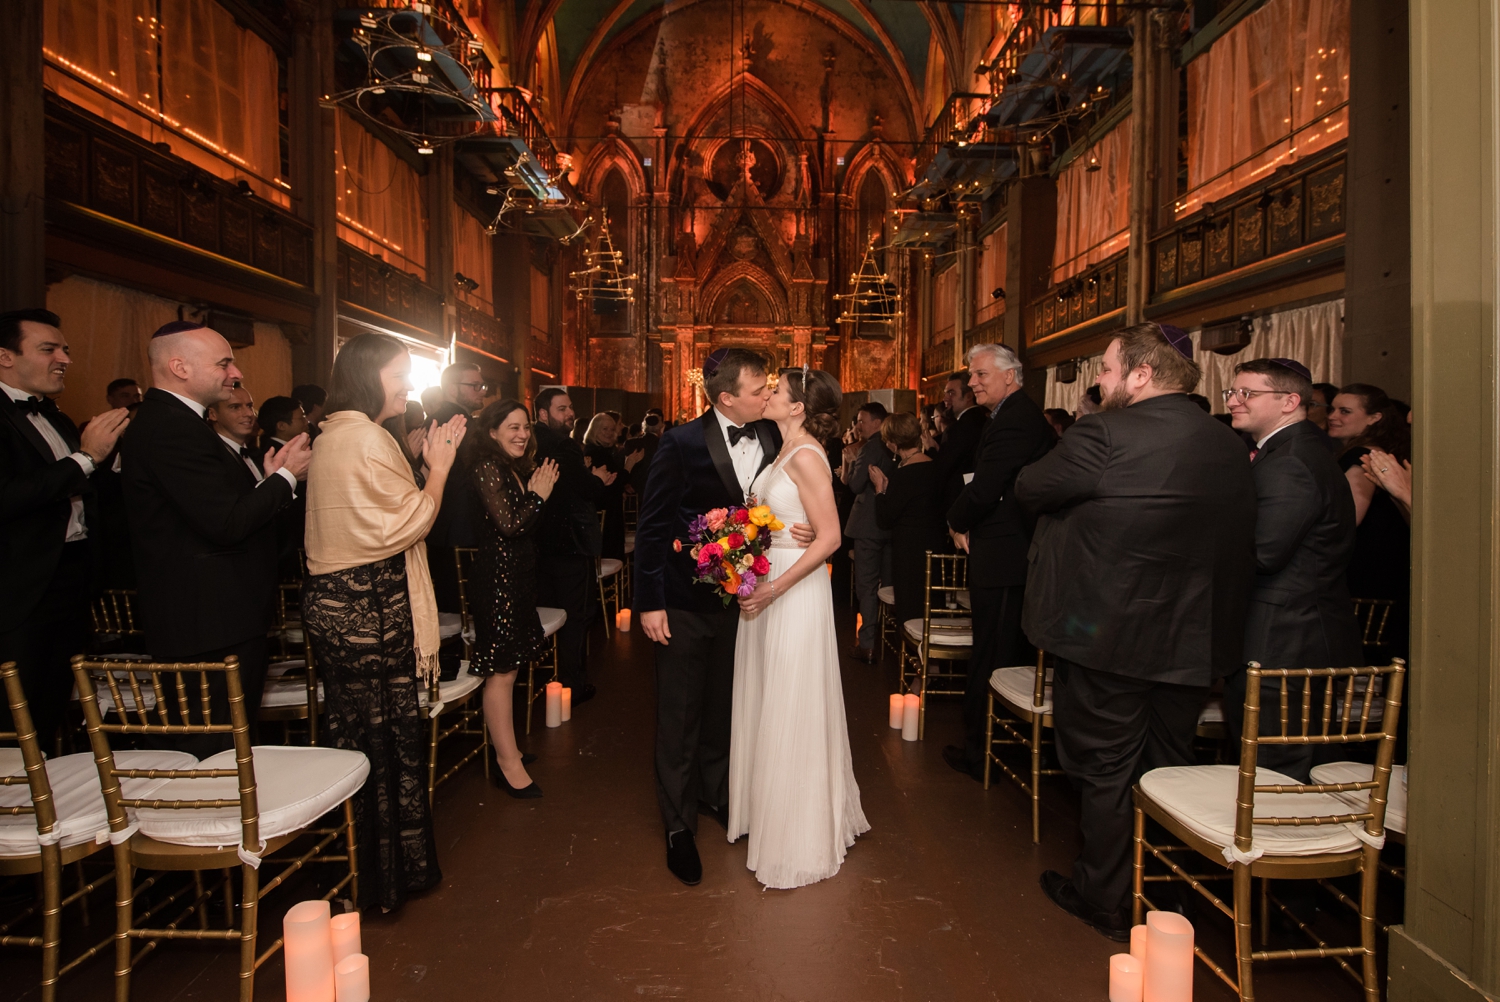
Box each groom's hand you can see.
[641,610,671,644]
[790,522,817,548]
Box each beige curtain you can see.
[1182,0,1349,215]
[236,323,293,401]
[452,203,495,314]
[976,223,1008,325]
[530,261,551,341]
[1044,354,1106,413]
[335,110,428,281]
[1194,299,1344,413]
[1053,115,1131,282]
[932,264,958,342]
[44,0,286,204]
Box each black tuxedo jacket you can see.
[120,389,293,656]
[1243,420,1362,669]
[635,410,781,615]
[932,404,988,509]
[533,421,609,557]
[946,390,1056,589]
[624,432,661,497]
[1016,393,1257,685]
[0,393,100,632]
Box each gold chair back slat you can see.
[0,663,58,841]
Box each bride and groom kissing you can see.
[634,348,869,890]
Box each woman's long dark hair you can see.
[460,399,536,478]
[326,332,406,421]
[1337,383,1411,462]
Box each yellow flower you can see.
[767,519,785,532]
[742,524,758,542]
[748,505,774,527]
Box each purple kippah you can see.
[151,320,207,338]
[1159,324,1193,360]
[1269,357,1312,381]
[703,347,730,377]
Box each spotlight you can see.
[416,49,433,62]
[417,145,434,155]
[991,287,1005,301]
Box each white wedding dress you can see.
[728,442,869,889]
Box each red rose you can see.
[732,508,750,525]
[752,555,770,575]
[725,532,745,549]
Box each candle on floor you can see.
[329,912,360,965]
[1109,953,1144,1002]
[333,954,370,1002]
[1130,924,1147,962]
[561,687,572,721]
[901,693,920,741]
[1143,910,1194,1002]
[545,681,563,728]
[616,609,632,631]
[888,693,904,729]
[283,900,334,1002]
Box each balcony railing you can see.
[337,241,443,340]
[1029,248,1127,344]
[491,87,560,179]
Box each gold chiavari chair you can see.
[525,609,566,735]
[455,548,479,662]
[72,655,367,1002]
[1350,598,1395,663]
[1132,660,1406,1002]
[898,552,970,739]
[0,662,197,1001]
[596,511,624,639]
[875,585,897,665]
[983,649,1064,843]
[256,635,321,746]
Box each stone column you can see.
[1005,175,1057,364]
[0,0,45,312]
[290,0,339,385]
[426,145,456,350]
[1391,3,1500,999]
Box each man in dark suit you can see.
[637,348,811,885]
[840,402,891,662]
[533,387,613,703]
[256,395,310,582]
[427,362,485,426]
[623,410,664,497]
[943,344,1056,779]
[931,371,988,509]
[120,321,310,745]
[1016,323,1256,940]
[0,309,130,745]
[1224,357,1361,781]
[208,385,265,480]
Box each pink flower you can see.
[752,555,770,576]
[705,508,728,532]
[701,542,723,561]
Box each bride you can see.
[728,366,869,889]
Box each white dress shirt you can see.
[219,433,264,483]
[713,406,764,496]
[1,380,92,541]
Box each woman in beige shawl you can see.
[302,332,467,913]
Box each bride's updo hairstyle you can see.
[779,367,842,442]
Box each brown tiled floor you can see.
[2,611,1370,1001]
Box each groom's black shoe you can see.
[942,745,984,782]
[666,829,702,886]
[1040,870,1131,942]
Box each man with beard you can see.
[1016,323,1255,941]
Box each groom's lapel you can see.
[752,420,779,478]
[700,409,745,504]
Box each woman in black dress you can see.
[582,411,627,560]
[461,400,560,797]
[870,412,950,626]
[1327,383,1411,658]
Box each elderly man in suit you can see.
[840,401,893,663]
[1224,357,1361,781]
[0,309,130,745]
[943,344,1056,780]
[121,321,310,746]
[1017,323,1256,941]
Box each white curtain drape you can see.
[44,0,286,203]
[45,275,293,420]
[1043,299,1344,416]
[335,110,428,280]
[452,203,495,314]
[1181,0,1349,215]
[976,223,1008,325]
[1053,115,1132,282]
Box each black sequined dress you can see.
[469,455,550,676]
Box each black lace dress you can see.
[469,456,550,675]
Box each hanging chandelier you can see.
[834,239,902,325]
[569,213,637,306]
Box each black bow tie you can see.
[14,395,58,418]
[238,446,254,461]
[727,424,754,447]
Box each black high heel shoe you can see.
[492,764,542,799]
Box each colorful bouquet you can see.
[674,503,785,605]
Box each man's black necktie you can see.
[14,395,58,418]
[727,424,754,446]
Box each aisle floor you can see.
[2,611,1367,1001]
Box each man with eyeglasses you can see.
[431,362,488,424]
[1223,357,1361,782]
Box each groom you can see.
[636,347,812,885]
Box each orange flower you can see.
[721,564,743,594]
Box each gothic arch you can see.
[577,136,649,201]
[698,260,789,326]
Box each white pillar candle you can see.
[1143,910,1194,1002]
[1109,953,1144,1002]
[616,609,632,632]
[1130,924,1147,962]
[333,954,370,1002]
[283,900,335,1002]
[545,681,562,728]
[901,693,920,741]
[329,912,361,965]
[888,693,904,729]
[561,687,572,722]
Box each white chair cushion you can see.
[418,671,484,713]
[1198,698,1225,725]
[990,666,1052,716]
[957,589,972,610]
[877,586,895,606]
[0,750,198,855]
[438,612,464,639]
[903,617,973,647]
[624,534,636,555]
[267,659,306,678]
[539,607,566,638]
[1139,765,1365,858]
[1308,762,1407,835]
[134,746,369,848]
[598,558,624,579]
[261,677,323,709]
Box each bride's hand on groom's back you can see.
[789,522,816,547]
